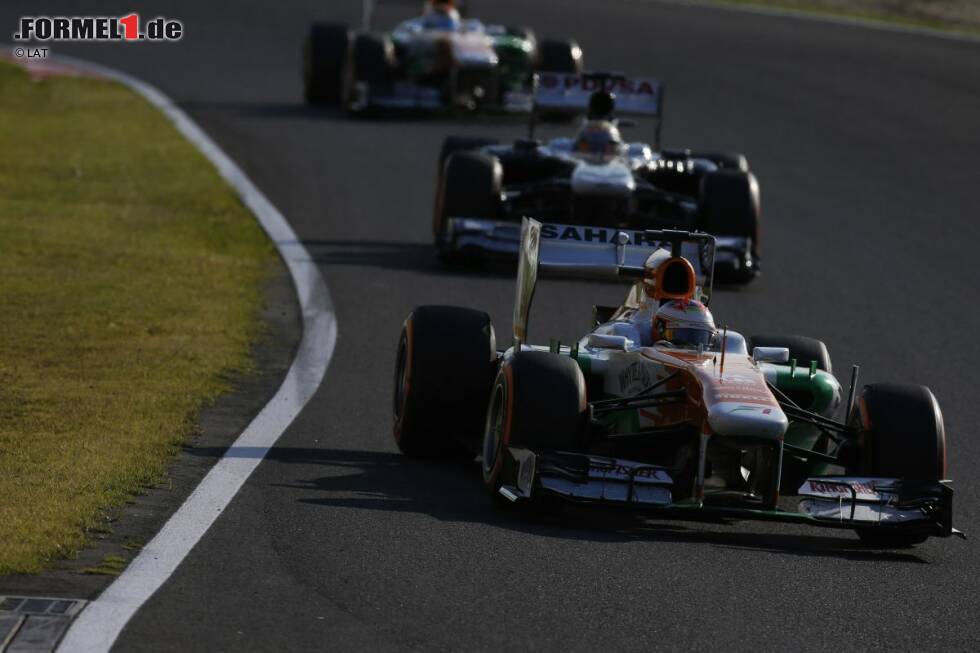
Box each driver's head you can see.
[653,300,716,348]
[423,0,461,30]
[573,120,623,163]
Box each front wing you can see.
[500,448,961,540]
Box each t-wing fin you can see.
[511,218,716,349]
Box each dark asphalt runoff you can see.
[5,0,980,650]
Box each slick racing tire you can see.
[304,22,351,106]
[393,306,497,457]
[536,39,584,73]
[434,152,503,263]
[699,169,760,247]
[482,352,587,503]
[438,136,500,170]
[748,335,832,375]
[506,26,536,43]
[850,383,947,547]
[690,151,751,172]
[699,169,761,283]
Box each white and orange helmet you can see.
[653,299,716,348]
[573,120,624,163]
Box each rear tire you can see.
[438,136,499,170]
[536,39,584,73]
[304,22,351,106]
[691,151,750,172]
[748,335,832,375]
[482,352,587,500]
[850,383,946,547]
[434,152,503,263]
[393,306,497,457]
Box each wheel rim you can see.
[483,383,505,475]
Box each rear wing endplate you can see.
[512,218,716,349]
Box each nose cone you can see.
[707,402,788,439]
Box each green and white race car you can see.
[303,0,583,113]
[393,218,962,546]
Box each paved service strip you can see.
[36,55,338,653]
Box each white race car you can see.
[434,74,761,282]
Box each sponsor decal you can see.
[13,14,183,42]
[589,462,670,483]
[539,73,659,97]
[806,480,878,497]
[540,223,680,249]
[716,392,772,402]
[618,361,653,394]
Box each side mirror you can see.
[752,346,790,364]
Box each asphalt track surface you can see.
[6,1,980,650]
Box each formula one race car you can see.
[393,218,961,546]
[434,74,761,282]
[304,0,582,113]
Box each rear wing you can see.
[532,72,666,148]
[362,0,471,30]
[512,218,716,349]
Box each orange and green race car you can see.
[393,218,961,547]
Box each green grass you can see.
[82,555,128,576]
[0,62,276,574]
[713,0,980,36]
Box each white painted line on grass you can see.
[641,0,980,44]
[36,55,338,653]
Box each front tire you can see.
[482,352,587,500]
[303,22,351,106]
[434,152,503,263]
[851,383,947,547]
[700,170,761,283]
[393,306,497,457]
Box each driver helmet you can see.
[653,300,716,349]
[422,0,462,31]
[573,120,624,163]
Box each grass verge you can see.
[713,0,980,36]
[0,61,276,574]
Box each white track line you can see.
[35,54,338,652]
[642,0,980,43]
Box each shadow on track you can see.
[295,238,513,278]
[179,100,538,128]
[188,444,928,564]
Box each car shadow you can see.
[282,238,515,278]
[189,444,928,564]
[178,100,535,128]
